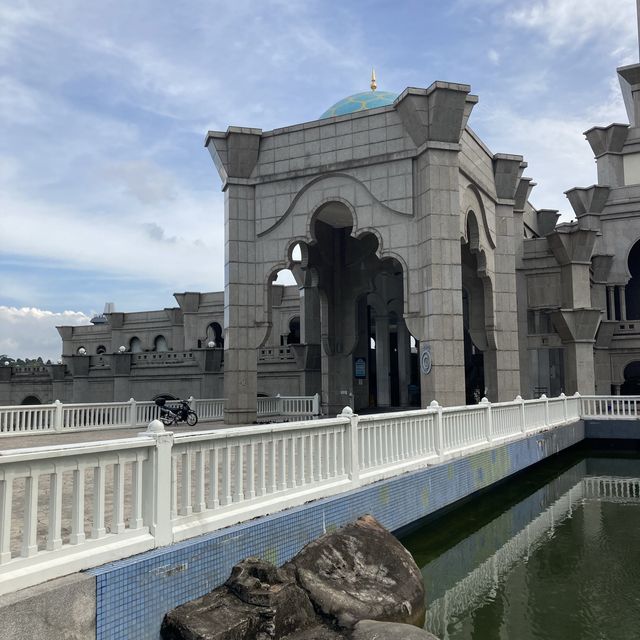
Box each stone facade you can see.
[4,66,640,417]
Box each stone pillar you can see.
[206,127,263,425]
[397,81,475,407]
[619,285,628,321]
[607,286,616,320]
[613,384,621,395]
[374,314,390,408]
[584,124,628,188]
[489,154,525,401]
[548,227,601,395]
[397,320,410,407]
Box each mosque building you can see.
[3,67,640,421]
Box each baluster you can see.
[246,440,255,499]
[234,443,244,502]
[268,438,277,493]
[131,457,143,529]
[0,475,14,562]
[194,449,205,512]
[256,441,266,497]
[179,450,192,516]
[278,438,286,491]
[322,429,330,479]
[288,435,296,488]
[222,445,232,505]
[170,455,178,519]
[92,465,106,539]
[112,462,125,534]
[22,475,38,558]
[70,467,86,544]
[297,434,305,486]
[313,432,321,482]
[207,447,219,509]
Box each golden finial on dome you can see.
[370,68,377,91]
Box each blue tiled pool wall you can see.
[585,419,640,440]
[89,421,585,640]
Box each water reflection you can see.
[407,457,640,640]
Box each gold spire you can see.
[370,68,377,91]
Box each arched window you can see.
[129,337,143,353]
[153,335,169,352]
[206,322,224,348]
[286,316,300,344]
[96,345,107,355]
[626,241,640,320]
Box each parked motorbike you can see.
[154,398,198,426]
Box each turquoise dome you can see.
[320,90,397,119]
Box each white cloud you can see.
[0,306,91,361]
[488,49,500,65]
[508,0,636,54]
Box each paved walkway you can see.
[0,420,239,452]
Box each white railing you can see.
[0,395,320,436]
[0,392,633,595]
[580,395,640,418]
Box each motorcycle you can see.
[155,398,198,426]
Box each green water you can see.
[400,447,640,640]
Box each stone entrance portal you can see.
[206,81,522,423]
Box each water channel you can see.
[400,445,640,640]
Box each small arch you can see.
[626,240,640,320]
[153,335,169,352]
[21,395,42,405]
[96,345,107,355]
[76,346,86,355]
[310,199,356,242]
[129,337,143,353]
[206,322,224,348]
[286,316,300,344]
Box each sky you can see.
[0,0,638,362]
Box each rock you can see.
[161,558,316,640]
[352,620,440,640]
[281,625,347,639]
[286,515,426,629]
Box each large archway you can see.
[278,201,412,414]
[461,213,489,403]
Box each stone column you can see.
[374,314,390,408]
[607,286,616,320]
[619,285,628,321]
[397,320,410,407]
[489,154,525,401]
[397,81,475,407]
[548,225,601,395]
[206,127,263,424]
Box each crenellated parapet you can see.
[492,154,525,201]
[205,127,263,185]
[395,81,477,146]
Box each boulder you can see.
[352,620,440,640]
[286,515,426,629]
[161,558,316,640]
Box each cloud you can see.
[0,306,91,362]
[507,0,636,54]
[488,49,500,65]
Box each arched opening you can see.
[153,393,177,401]
[21,395,41,405]
[96,345,107,355]
[206,322,224,348]
[129,337,143,353]
[76,346,86,355]
[461,212,487,404]
[626,241,640,319]
[622,361,640,395]
[153,335,169,352]
[286,316,301,344]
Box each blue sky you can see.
[0,0,637,361]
